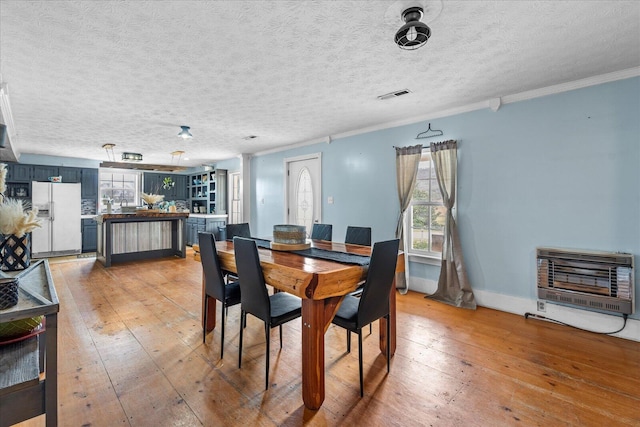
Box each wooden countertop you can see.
[97,212,190,221]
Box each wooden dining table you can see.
[203,239,404,410]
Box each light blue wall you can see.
[251,130,401,242]
[250,77,640,320]
[214,156,241,173]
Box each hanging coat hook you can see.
[416,123,443,139]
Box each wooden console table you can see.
[0,260,59,427]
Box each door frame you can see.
[283,152,322,225]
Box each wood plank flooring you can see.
[14,251,639,426]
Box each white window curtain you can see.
[395,144,422,294]
[427,140,476,309]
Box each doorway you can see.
[285,153,322,236]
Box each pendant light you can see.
[122,152,143,162]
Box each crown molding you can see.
[253,67,640,158]
[501,67,640,105]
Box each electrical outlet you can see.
[537,301,546,312]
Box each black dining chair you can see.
[222,223,252,281]
[225,223,251,240]
[233,237,302,390]
[331,238,400,397]
[345,226,373,322]
[311,223,333,241]
[198,232,241,359]
[345,226,372,246]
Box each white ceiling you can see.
[1,0,639,167]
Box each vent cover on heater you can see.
[536,247,634,315]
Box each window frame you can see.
[98,168,142,212]
[405,150,449,260]
[229,172,242,224]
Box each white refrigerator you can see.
[31,182,82,257]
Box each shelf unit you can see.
[189,169,227,214]
[0,260,59,427]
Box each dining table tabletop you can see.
[204,238,404,410]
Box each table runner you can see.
[253,238,272,250]
[291,247,370,266]
[249,238,370,266]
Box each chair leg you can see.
[279,324,283,349]
[358,329,364,397]
[386,315,391,373]
[220,302,225,359]
[265,323,270,390]
[203,297,208,344]
[346,329,351,353]
[238,311,245,368]
[369,323,372,335]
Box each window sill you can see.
[408,253,441,266]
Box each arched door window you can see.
[295,167,313,233]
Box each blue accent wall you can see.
[250,77,640,320]
[215,156,240,173]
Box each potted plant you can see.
[162,176,175,190]
[140,192,164,210]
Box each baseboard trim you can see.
[409,277,639,342]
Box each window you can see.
[99,169,141,211]
[229,172,242,224]
[408,151,445,257]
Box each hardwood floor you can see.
[16,251,639,426]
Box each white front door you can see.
[285,154,321,236]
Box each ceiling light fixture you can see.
[395,6,431,50]
[171,150,185,165]
[178,126,192,139]
[102,143,116,161]
[122,152,143,162]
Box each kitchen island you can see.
[96,211,189,267]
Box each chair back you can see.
[233,237,271,322]
[311,223,333,241]
[198,232,227,301]
[357,239,400,327]
[226,223,251,240]
[345,226,372,246]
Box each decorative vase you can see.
[0,233,31,271]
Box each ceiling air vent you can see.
[377,89,412,100]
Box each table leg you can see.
[379,286,397,357]
[202,275,216,333]
[45,313,58,427]
[301,299,324,410]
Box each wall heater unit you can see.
[537,247,634,315]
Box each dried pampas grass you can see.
[141,192,164,205]
[0,163,7,199]
[0,198,41,237]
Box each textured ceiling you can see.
[0,0,639,167]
